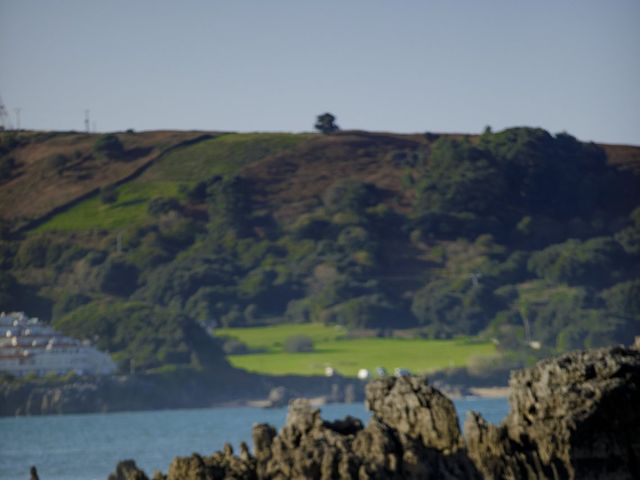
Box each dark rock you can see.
[365,375,463,453]
[111,346,640,479]
[30,466,39,480]
[265,386,293,408]
[256,399,359,479]
[351,419,402,478]
[324,415,363,436]
[364,375,480,479]
[253,423,277,479]
[165,447,256,480]
[465,346,640,479]
[107,460,149,480]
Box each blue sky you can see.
[1,0,639,144]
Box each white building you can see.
[0,312,116,377]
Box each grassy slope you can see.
[216,323,497,377]
[19,132,640,234]
[5,131,640,231]
[0,130,206,228]
[35,181,183,231]
[35,133,312,232]
[143,132,312,181]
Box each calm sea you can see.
[0,397,508,480]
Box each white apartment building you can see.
[0,312,116,377]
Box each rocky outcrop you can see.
[465,346,640,479]
[363,376,479,479]
[164,443,256,480]
[109,346,640,479]
[107,460,149,480]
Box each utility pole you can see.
[84,109,90,133]
[14,108,21,130]
[0,96,11,130]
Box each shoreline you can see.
[467,386,510,398]
[106,346,640,480]
[0,367,511,416]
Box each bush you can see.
[413,127,634,241]
[0,132,19,156]
[601,280,640,321]
[0,156,16,181]
[322,179,378,214]
[100,185,118,204]
[45,154,69,173]
[283,335,314,353]
[0,271,18,311]
[290,214,333,240]
[207,176,253,234]
[615,208,640,256]
[99,257,139,296]
[15,236,49,268]
[15,235,67,268]
[222,338,249,355]
[184,176,221,203]
[337,226,372,253]
[94,134,124,158]
[148,197,181,216]
[414,137,505,218]
[54,302,228,372]
[52,293,91,319]
[527,237,626,286]
[412,280,498,336]
[323,294,401,329]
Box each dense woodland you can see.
[1,127,639,374]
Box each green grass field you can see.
[215,323,498,377]
[35,133,311,233]
[35,181,183,232]
[144,132,312,182]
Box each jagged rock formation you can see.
[465,346,640,479]
[109,346,640,479]
[107,459,149,480]
[363,376,479,479]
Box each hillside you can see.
[3,129,639,231]
[0,130,215,231]
[1,126,639,376]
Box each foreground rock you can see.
[466,346,640,479]
[110,346,640,479]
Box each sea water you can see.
[0,397,508,480]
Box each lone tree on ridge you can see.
[315,113,339,134]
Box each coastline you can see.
[467,386,510,398]
[0,365,511,416]
[106,346,640,480]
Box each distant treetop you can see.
[93,134,124,159]
[315,113,339,134]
